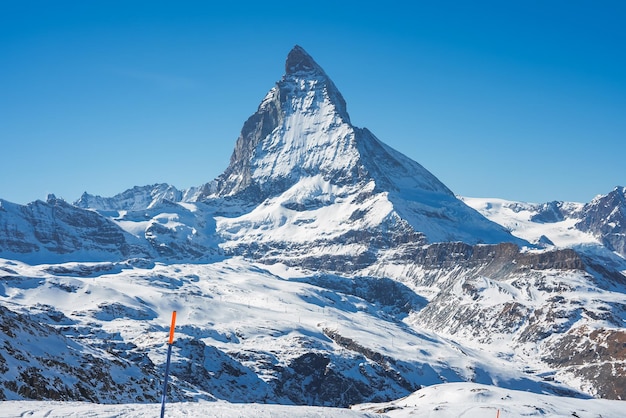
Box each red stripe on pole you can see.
[168,311,177,345]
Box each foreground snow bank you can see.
[0,401,381,418]
[3,383,625,418]
[355,383,625,417]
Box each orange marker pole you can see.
[160,311,177,418]
[168,310,177,345]
[496,409,500,418]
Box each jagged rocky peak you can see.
[576,185,626,257]
[203,45,355,200]
[204,45,448,203]
[281,45,349,120]
[285,44,325,75]
[45,193,69,205]
[75,183,183,211]
[199,45,520,246]
[280,45,350,126]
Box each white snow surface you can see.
[461,197,593,248]
[251,78,357,182]
[356,382,626,418]
[461,196,626,267]
[0,400,380,417]
[2,383,624,417]
[2,256,603,405]
[0,257,554,391]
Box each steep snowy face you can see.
[205,46,518,250]
[209,45,452,203]
[211,45,355,200]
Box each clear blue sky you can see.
[1,1,624,204]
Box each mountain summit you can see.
[285,44,326,75]
[199,45,523,264]
[207,45,352,200]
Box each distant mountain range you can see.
[0,46,624,407]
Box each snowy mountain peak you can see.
[281,45,349,122]
[201,46,523,247]
[208,45,459,203]
[285,44,325,76]
[206,46,357,201]
[75,183,183,211]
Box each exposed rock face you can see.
[398,242,626,400]
[576,186,626,257]
[206,45,353,202]
[285,45,329,76]
[543,327,626,400]
[403,242,584,271]
[530,201,571,223]
[275,351,376,407]
[0,304,165,403]
[169,338,270,403]
[0,196,147,262]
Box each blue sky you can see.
[1,1,624,204]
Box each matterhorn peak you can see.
[209,45,459,203]
[202,45,522,246]
[285,45,325,75]
[281,45,349,120]
[209,45,356,201]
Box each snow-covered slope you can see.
[0,195,223,264]
[0,195,151,263]
[0,401,382,418]
[356,382,626,418]
[462,197,588,248]
[3,383,624,417]
[463,191,626,264]
[0,303,163,403]
[407,248,626,399]
[1,257,582,406]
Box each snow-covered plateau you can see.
[1,46,625,416]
